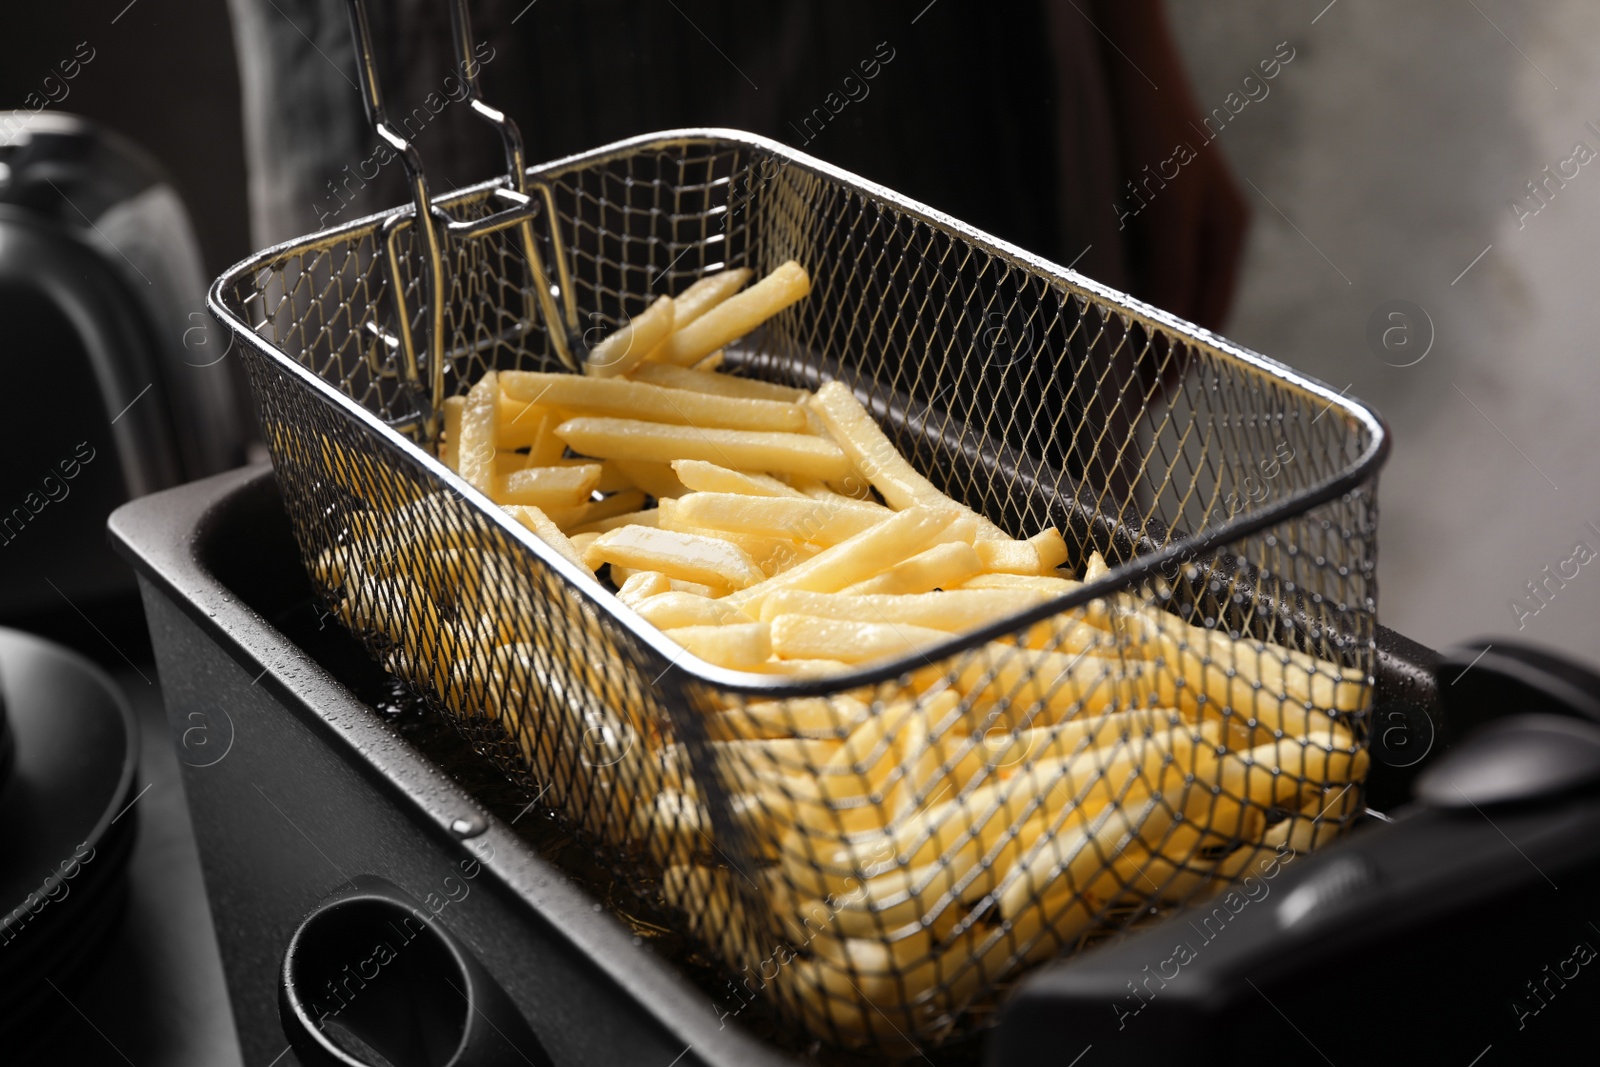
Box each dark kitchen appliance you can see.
[0,111,246,622]
[111,465,796,1067]
[111,467,1600,1067]
[204,0,1395,1052]
[164,0,1597,1058]
[993,711,1600,1064]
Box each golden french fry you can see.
[664,622,773,669]
[503,504,590,572]
[502,371,806,432]
[457,370,499,494]
[671,460,806,498]
[556,417,852,482]
[670,491,890,546]
[810,380,1011,542]
[439,395,464,469]
[954,645,1175,727]
[570,507,663,536]
[842,541,983,596]
[629,362,808,403]
[667,267,754,330]
[615,569,672,605]
[712,737,845,785]
[724,506,958,615]
[961,572,1083,595]
[769,614,951,665]
[707,696,871,741]
[586,525,766,589]
[748,657,855,677]
[979,707,1191,776]
[655,514,813,577]
[634,591,755,629]
[757,588,1047,631]
[1153,627,1362,742]
[492,451,528,477]
[658,261,811,366]
[585,462,632,494]
[494,396,567,458]
[581,488,648,525]
[1216,732,1370,810]
[495,463,601,508]
[1029,528,1070,571]
[609,458,688,501]
[975,538,1044,575]
[585,293,675,377]
[998,794,1172,921]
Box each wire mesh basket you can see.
[211,11,1385,1052]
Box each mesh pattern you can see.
[215,132,1382,1055]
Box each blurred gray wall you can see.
[1166,0,1600,665]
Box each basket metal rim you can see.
[208,127,1390,699]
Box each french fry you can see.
[690,349,725,371]
[457,370,499,494]
[670,491,891,547]
[655,514,813,577]
[1216,732,1370,810]
[502,371,807,432]
[770,614,951,665]
[495,464,601,508]
[758,588,1049,630]
[998,794,1172,921]
[810,380,1011,542]
[724,506,958,615]
[961,572,1083,595]
[581,488,648,525]
[842,541,983,595]
[666,267,753,330]
[585,293,675,378]
[671,460,806,498]
[974,538,1043,575]
[439,395,464,469]
[1029,528,1070,571]
[609,567,722,598]
[616,570,672,605]
[635,591,755,629]
[503,504,589,572]
[664,623,772,669]
[586,525,767,590]
[976,529,1070,576]
[750,658,856,677]
[609,459,688,501]
[630,362,808,403]
[556,417,852,481]
[570,507,663,536]
[658,261,811,366]
[494,397,565,458]
[707,696,871,741]
[586,462,633,494]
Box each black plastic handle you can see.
[279,875,552,1067]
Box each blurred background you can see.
[0,0,1595,1062]
[6,0,1593,659]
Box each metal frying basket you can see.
[210,2,1386,1054]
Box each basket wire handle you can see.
[343,0,578,430]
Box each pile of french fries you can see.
[318,261,1372,1049]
